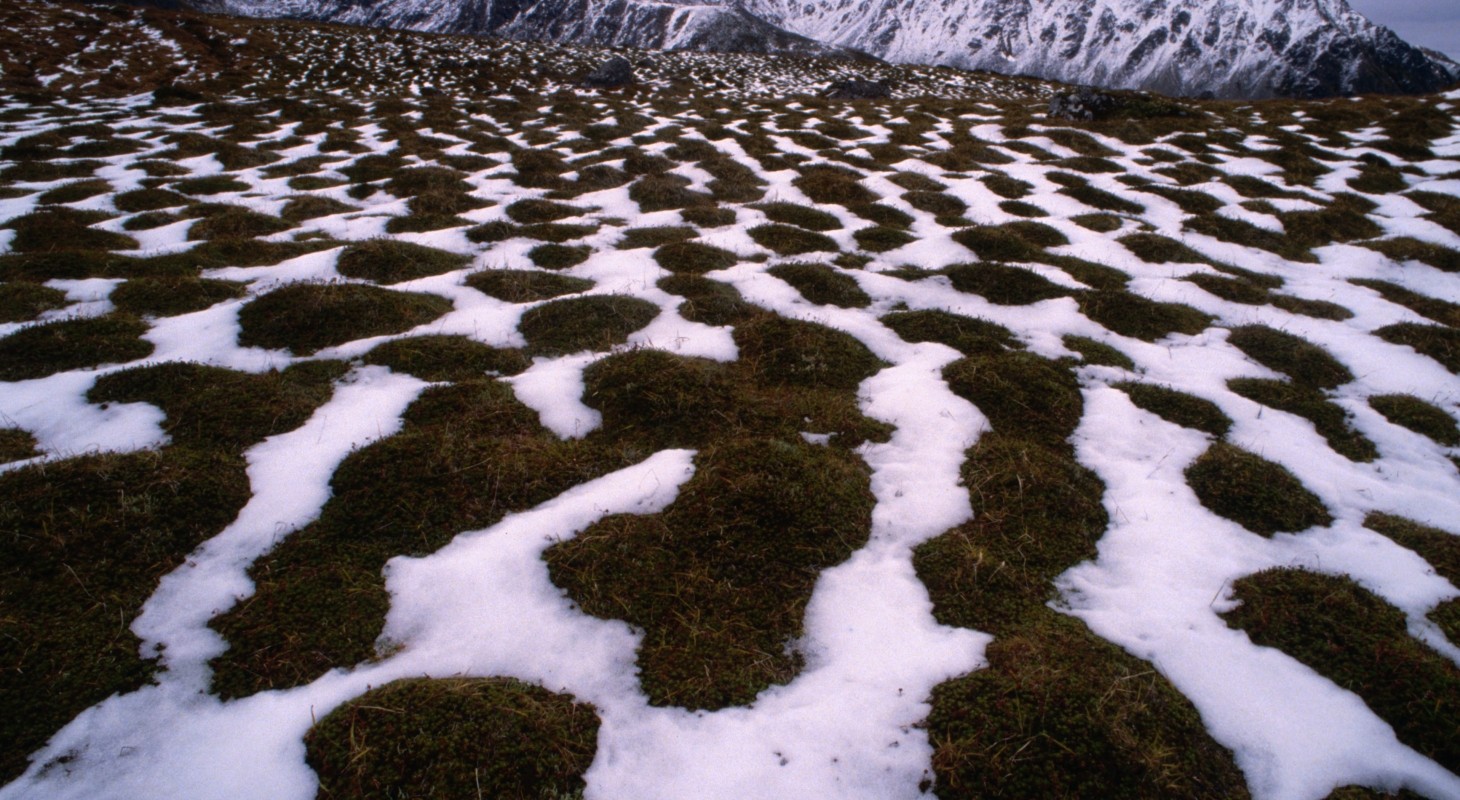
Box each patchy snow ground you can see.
[3,6,1460,799]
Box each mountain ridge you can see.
[176,0,1458,99]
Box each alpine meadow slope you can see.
[2,2,1460,799]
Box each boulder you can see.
[582,56,634,88]
[1047,87,1118,121]
[823,79,892,100]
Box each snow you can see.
[2,30,1460,800]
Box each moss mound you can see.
[768,263,870,308]
[733,315,885,390]
[237,283,452,355]
[545,438,874,709]
[209,382,634,697]
[1077,291,1213,342]
[658,275,759,326]
[1223,569,1460,774]
[882,310,1022,357]
[0,449,250,782]
[1368,394,1460,446]
[336,239,470,284]
[110,277,246,317]
[364,335,531,381]
[943,352,1084,450]
[945,262,1071,306]
[306,678,599,800]
[0,314,153,381]
[922,613,1250,800]
[518,295,659,356]
[1115,382,1231,438]
[1227,378,1376,462]
[1184,443,1332,536]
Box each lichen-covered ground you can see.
[2,2,1460,799]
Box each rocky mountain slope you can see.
[181,0,1458,98]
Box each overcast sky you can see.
[1347,0,1460,60]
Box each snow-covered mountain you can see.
[188,0,1458,98]
[743,0,1459,98]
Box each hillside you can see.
[2,2,1460,799]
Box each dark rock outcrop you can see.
[582,56,634,88]
[823,79,892,99]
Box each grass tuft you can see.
[1063,335,1135,369]
[1114,382,1231,437]
[658,275,759,326]
[336,239,470,284]
[1228,378,1377,461]
[953,222,1069,262]
[0,428,38,463]
[1184,443,1332,535]
[0,283,68,323]
[466,269,594,303]
[943,352,1083,450]
[1226,326,1353,390]
[518,295,659,356]
[0,315,153,381]
[1,449,250,782]
[546,438,873,709]
[364,335,531,381]
[1367,395,1460,446]
[945,263,1071,306]
[527,243,592,270]
[89,361,346,452]
[1223,568,1460,775]
[237,283,452,355]
[753,202,841,231]
[306,678,600,800]
[882,310,1022,357]
[734,315,885,390]
[653,241,739,274]
[4,209,138,253]
[768,263,869,307]
[110,277,246,317]
[748,223,839,256]
[1374,323,1460,374]
[1077,291,1213,342]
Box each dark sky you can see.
[1348,0,1460,60]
